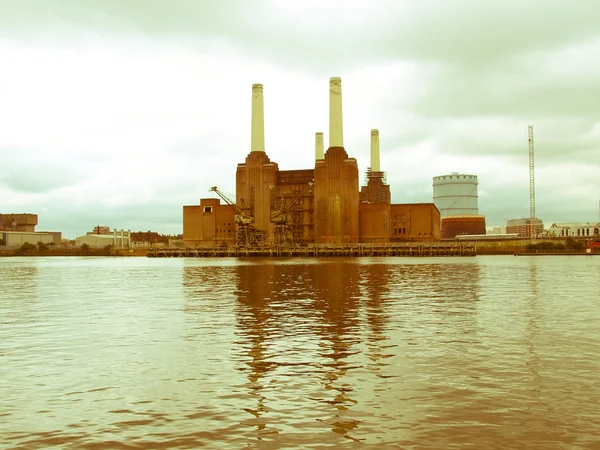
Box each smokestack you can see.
[329,77,343,148]
[315,132,324,160]
[251,84,265,152]
[370,129,380,172]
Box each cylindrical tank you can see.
[433,173,479,217]
[441,215,486,239]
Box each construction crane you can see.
[528,125,536,237]
[209,186,265,247]
[270,182,314,246]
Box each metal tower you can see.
[528,125,536,235]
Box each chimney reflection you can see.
[312,261,362,440]
[233,263,278,434]
[359,264,394,374]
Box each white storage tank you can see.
[433,173,479,218]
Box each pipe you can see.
[370,129,380,172]
[251,84,265,152]
[329,77,343,148]
[315,132,324,160]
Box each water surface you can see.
[1,256,599,448]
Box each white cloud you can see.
[1,0,599,237]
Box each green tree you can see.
[37,241,49,252]
[14,242,36,255]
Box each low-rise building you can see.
[75,228,131,248]
[487,226,507,235]
[1,231,61,247]
[0,213,62,248]
[506,218,544,237]
[548,222,600,238]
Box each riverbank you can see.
[0,247,147,257]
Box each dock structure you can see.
[147,243,476,258]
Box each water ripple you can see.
[1,255,599,448]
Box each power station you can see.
[183,77,440,247]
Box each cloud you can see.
[0,0,598,235]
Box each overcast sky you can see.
[1,0,599,238]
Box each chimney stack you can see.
[370,129,380,172]
[315,132,324,160]
[251,84,265,152]
[329,77,343,148]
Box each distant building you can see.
[0,213,62,247]
[75,228,131,248]
[506,218,544,237]
[548,222,600,238]
[1,231,61,247]
[0,213,38,232]
[487,226,507,235]
[88,226,112,235]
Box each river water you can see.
[1,256,599,449]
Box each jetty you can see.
[146,242,476,258]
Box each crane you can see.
[270,182,314,246]
[528,125,536,237]
[209,186,265,247]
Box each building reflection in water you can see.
[310,260,362,441]
[406,263,488,445]
[358,263,394,377]
[0,262,40,325]
[231,260,369,442]
[232,263,278,438]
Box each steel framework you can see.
[528,125,535,220]
[209,186,265,247]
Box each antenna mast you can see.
[528,125,536,236]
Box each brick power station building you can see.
[183,77,440,247]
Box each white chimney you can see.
[315,132,324,160]
[251,84,265,152]
[329,77,343,148]
[370,129,380,172]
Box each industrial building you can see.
[184,77,440,247]
[433,173,486,239]
[0,213,61,247]
[75,227,132,248]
